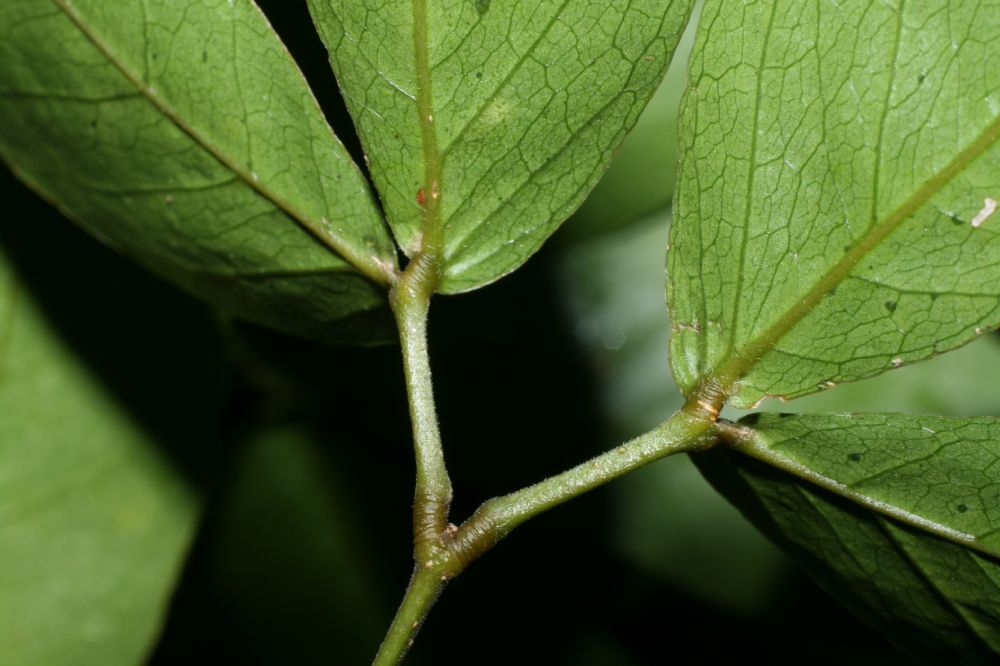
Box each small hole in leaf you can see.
[957,504,968,513]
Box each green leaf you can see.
[0,0,395,345]
[308,0,694,292]
[0,241,223,665]
[698,413,1000,662]
[568,3,701,241]
[742,334,1000,418]
[728,413,1000,557]
[207,425,385,664]
[555,213,793,615]
[668,1,1000,408]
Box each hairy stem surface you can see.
[375,399,718,663]
[390,259,451,549]
[447,408,718,567]
[373,565,445,666]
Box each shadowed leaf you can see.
[698,417,1000,663]
[0,229,224,666]
[0,0,395,345]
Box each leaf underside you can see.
[733,413,1000,558]
[308,0,695,292]
[672,1,1000,657]
[0,0,396,345]
[697,445,1000,664]
[669,0,1000,408]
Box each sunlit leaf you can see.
[728,413,1000,557]
[569,3,702,240]
[738,334,1000,418]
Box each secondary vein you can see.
[702,105,1000,408]
[51,0,391,286]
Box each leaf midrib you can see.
[727,422,1000,557]
[51,0,390,286]
[701,109,1000,407]
[410,0,445,271]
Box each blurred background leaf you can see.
[0,181,225,665]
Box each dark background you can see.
[0,2,922,664]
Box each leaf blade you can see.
[727,412,1000,557]
[0,225,225,666]
[696,441,1000,662]
[669,0,1000,407]
[0,0,395,343]
[309,0,695,292]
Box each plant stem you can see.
[390,257,451,549]
[375,395,718,663]
[446,408,718,573]
[373,566,446,666]
[384,259,720,665]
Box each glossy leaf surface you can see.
[308,0,694,292]
[0,0,395,344]
[669,0,1000,407]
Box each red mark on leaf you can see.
[416,188,426,207]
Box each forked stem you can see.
[446,409,718,568]
[374,385,719,663]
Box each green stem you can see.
[375,396,719,663]
[447,408,718,570]
[373,4,450,659]
[373,566,446,666]
[390,260,451,548]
